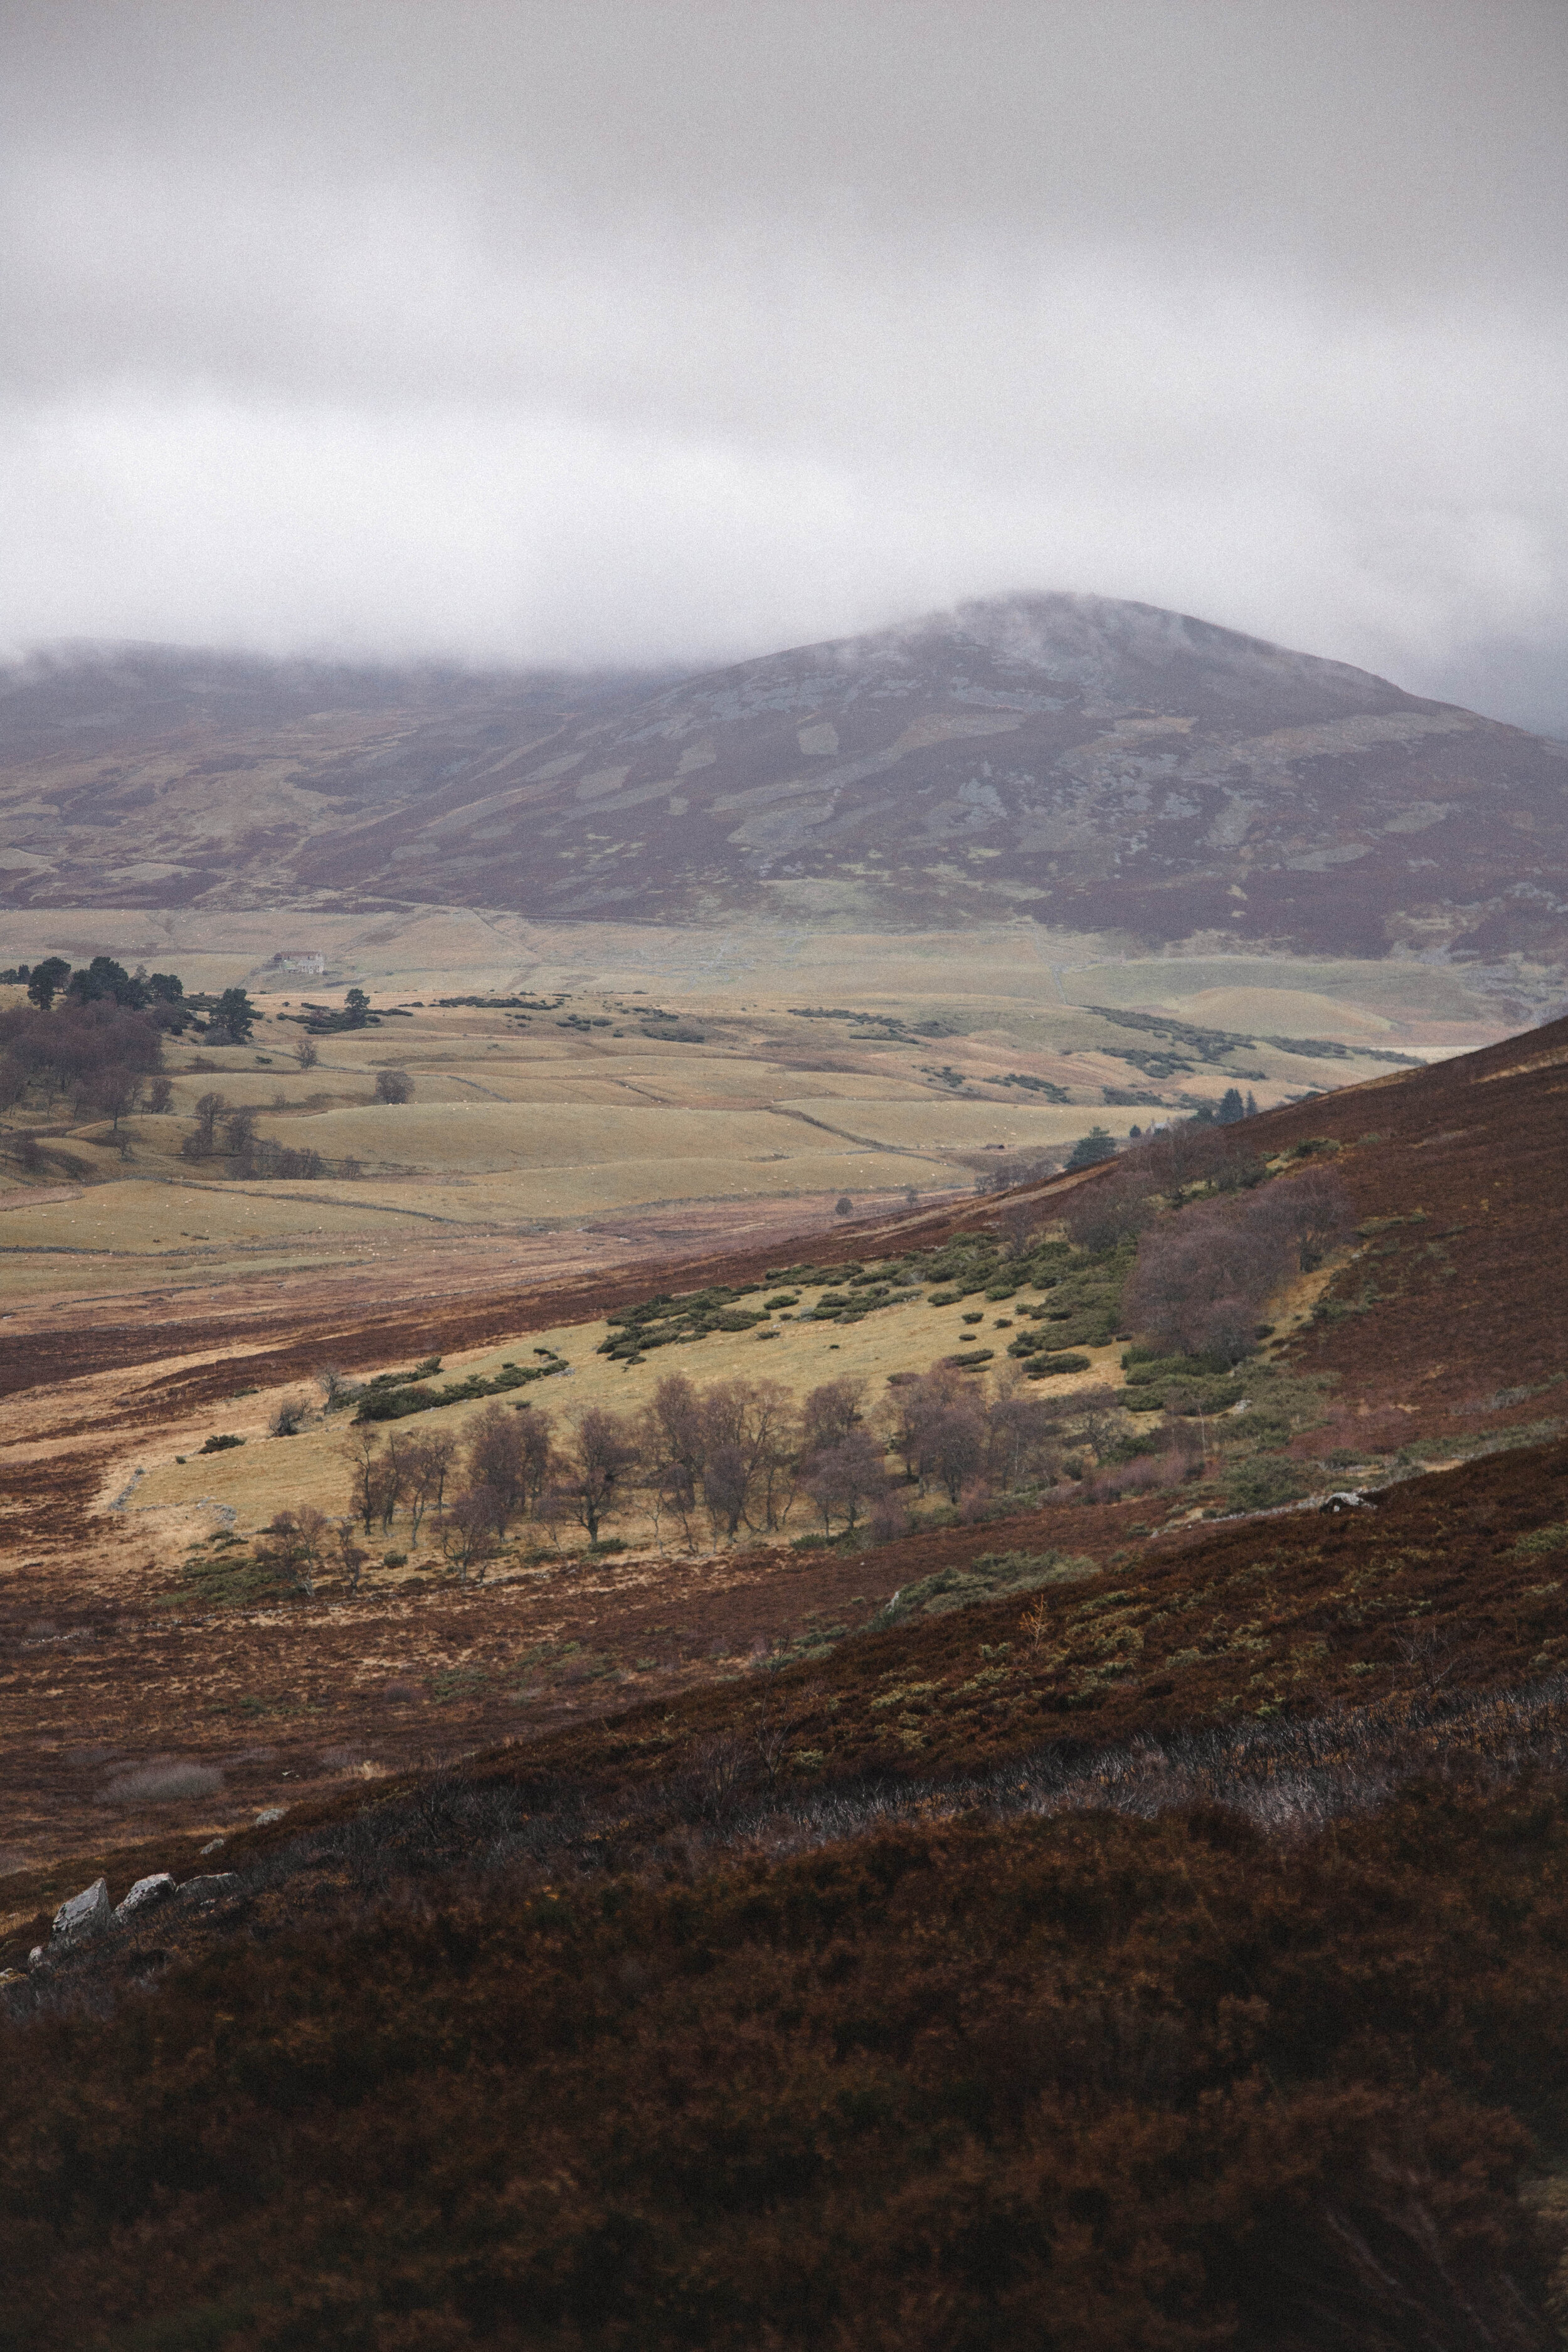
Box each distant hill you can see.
[3,598,1565,963]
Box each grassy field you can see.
[0,909,1513,1311]
[118,1269,1138,1552]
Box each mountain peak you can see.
[1,598,1561,967]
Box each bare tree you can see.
[147,1074,174,1113]
[553,1407,639,1544]
[90,1065,143,1134]
[1060,1163,1158,1254]
[255,1508,327,1598]
[401,1440,440,1540]
[800,1377,865,1456]
[189,1089,226,1157]
[1246,1167,1355,1271]
[374,1069,413,1103]
[879,1365,985,1501]
[983,1384,1064,1490]
[439,1487,499,1584]
[1067,1385,1128,1464]
[637,1374,708,1549]
[1121,1170,1350,1364]
[294,1036,319,1070]
[342,1428,386,1535]
[1123,1200,1279,1364]
[465,1404,524,1522]
[924,1405,986,1505]
[699,1377,798,1538]
[803,1428,888,1533]
[332,1518,371,1594]
[702,1441,753,1542]
[374,1431,415,1533]
[421,1427,458,1512]
[316,1365,359,1414]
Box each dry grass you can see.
[119,1258,1130,1543]
[0,921,1503,1322]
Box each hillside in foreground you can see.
[2,1015,1567,2344]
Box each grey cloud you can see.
[1,1,1565,727]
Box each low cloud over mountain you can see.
[3,596,1565,965]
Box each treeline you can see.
[175,1092,357,1180]
[317,1364,1162,1579]
[0,999,169,1137]
[1,953,260,1041]
[1062,1124,1355,1364]
[0,955,272,1167]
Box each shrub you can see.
[1089,1452,1190,1503]
[873,1548,1095,1623]
[198,1433,245,1454]
[374,1068,413,1103]
[1224,1454,1310,1512]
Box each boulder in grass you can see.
[52,1877,110,1941]
[115,1873,177,1922]
[177,1872,241,1904]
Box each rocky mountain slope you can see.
[3,598,1565,962]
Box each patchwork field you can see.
[1,907,1512,1320]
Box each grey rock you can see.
[52,1877,110,1941]
[27,1946,45,1968]
[254,1806,287,1825]
[177,1872,241,1904]
[115,1872,177,1921]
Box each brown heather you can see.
[3,1786,1568,2349]
[3,1014,1568,2346]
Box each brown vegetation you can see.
[3,1014,1568,2342]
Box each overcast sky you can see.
[2,1,1565,728]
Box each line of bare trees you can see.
[177,1092,370,1180]
[309,1364,1145,1585]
